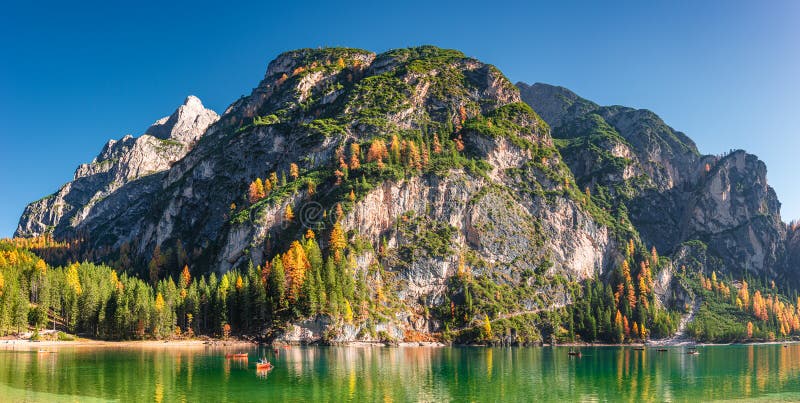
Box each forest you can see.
[3,231,800,344]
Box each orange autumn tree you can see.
[367,139,389,168]
[282,241,310,302]
[349,143,361,170]
[432,133,442,154]
[180,265,191,288]
[248,178,266,203]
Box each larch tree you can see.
[248,178,266,203]
[329,222,347,261]
[349,143,361,170]
[367,139,388,168]
[390,135,401,164]
[433,133,442,154]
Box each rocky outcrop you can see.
[15,96,218,238]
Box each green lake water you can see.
[2,344,800,402]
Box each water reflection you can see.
[2,344,800,401]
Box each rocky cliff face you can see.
[518,82,792,282]
[15,96,219,238]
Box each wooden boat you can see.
[256,359,273,371]
[657,348,668,352]
[567,349,581,357]
[226,353,248,359]
[633,346,645,351]
[687,349,700,355]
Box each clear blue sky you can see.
[1,1,799,237]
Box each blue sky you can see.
[1,0,799,237]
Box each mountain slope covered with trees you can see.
[7,46,800,344]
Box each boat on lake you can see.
[568,349,581,357]
[225,353,248,359]
[256,359,273,371]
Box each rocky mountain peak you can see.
[15,96,219,238]
[145,95,219,144]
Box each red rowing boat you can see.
[225,353,248,359]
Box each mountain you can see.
[16,96,219,238]
[519,83,789,285]
[13,47,798,343]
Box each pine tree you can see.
[323,256,340,315]
[268,255,287,311]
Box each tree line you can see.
[0,229,379,340]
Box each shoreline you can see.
[0,338,257,349]
[2,337,797,349]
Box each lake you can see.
[1,343,800,402]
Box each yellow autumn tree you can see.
[35,259,47,273]
[390,135,401,163]
[330,222,347,261]
[284,205,294,221]
[269,172,279,188]
[154,292,165,312]
[482,314,493,340]
[66,263,82,295]
[343,300,354,323]
[289,163,299,180]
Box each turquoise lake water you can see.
[1,344,800,402]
